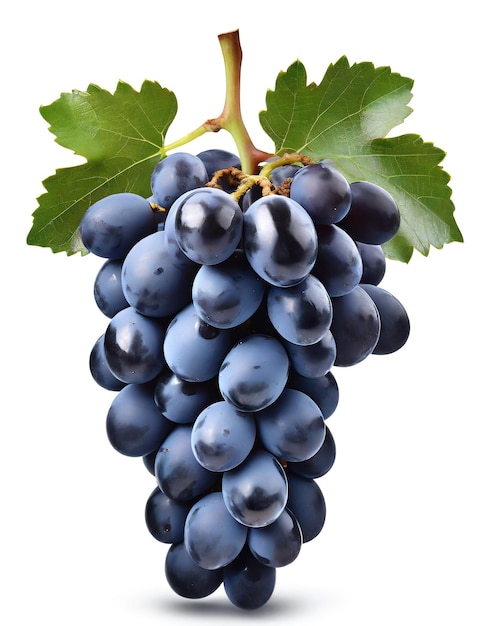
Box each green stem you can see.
[162,124,209,154]
[213,30,274,174]
[259,153,312,179]
[162,30,274,174]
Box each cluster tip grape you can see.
[84,147,410,610]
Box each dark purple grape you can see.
[312,224,363,297]
[222,449,288,528]
[150,152,209,209]
[184,491,248,570]
[191,401,256,472]
[192,249,266,329]
[165,542,223,599]
[330,286,381,366]
[267,274,332,346]
[290,162,351,225]
[93,259,128,318]
[145,486,193,544]
[121,230,196,318]
[154,425,219,501]
[356,241,386,285]
[196,148,241,191]
[163,303,235,383]
[360,284,410,354]
[338,180,400,244]
[283,330,336,379]
[269,163,302,187]
[174,187,243,265]
[247,507,302,567]
[89,335,126,391]
[287,370,339,420]
[286,425,336,478]
[154,368,219,425]
[256,388,326,463]
[218,334,289,412]
[286,474,326,543]
[223,545,276,609]
[243,195,318,287]
[79,192,157,258]
[142,449,157,475]
[240,184,263,212]
[106,383,172,457]
[104,306,167,384]
[197,148,241,174]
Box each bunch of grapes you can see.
[84,148,410,610]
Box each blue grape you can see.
[218,334,289,412]
[287,369,339,420]
[184,491,248,570]
[79,192,157,258]
[174,187,243,265]
[289,162,351,225]
[106,383,172,457]
[360,284,410,354]
[256,388,326,463]
[191,401,256,472]
[192,249,266,329]
[104,306,167,384]
[286,473,326,543]
[165,541,223,599]
[93,259,128,318]
[248,507,302,567]
[223,545,276,610]
[89,335,126,391]
[154,368,219,425]
[197,148,241,172]
[145,486,193,544]
[150,152,209,209]
[283,330,336,378]
[154,425,219,501]
[243,194,318,287]
[239,184,263,212]
[222,449,288,528]
[142,449,157,475]
[121,230,196,318]
[356,241,386,285]
[338,180,400,244]
[196,148,241,191]
[312,224,363,297]
[269,164,302,187]
[156,192,200,267]
[266,274,332,345]
[330,285,381,366]
[286,425,336,478]
[163,303,235,382]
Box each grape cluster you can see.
[84,148,410,610]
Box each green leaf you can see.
[27,80,177,254]
[259,57,463,261]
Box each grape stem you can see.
[164,30,275,174]
[207,30,274,174]
[163,30,312,180]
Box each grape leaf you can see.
[27,80,177,254]
[259,57,463,261]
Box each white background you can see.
[2,2,485,624]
